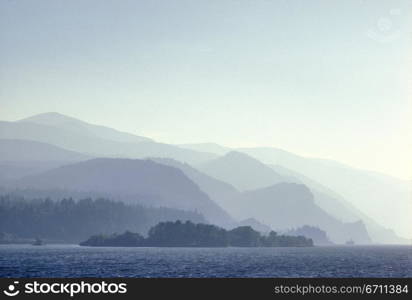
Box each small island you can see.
[80,220,313,247]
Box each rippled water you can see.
[0,245,411,277]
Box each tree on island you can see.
[146,220,228,247]
[228,226,261,247]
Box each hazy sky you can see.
[1,0,411,180]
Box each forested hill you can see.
[0,195,205,243]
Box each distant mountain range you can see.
[0,112,410,244]
[0,112,216,164]
[0,138,90,162]
[13,158,232,228]
[148,156,373,243]
[181,143,411,243]
[0,139,91,182]
[20,112,153,144]
[236,147,412,239]
[223,182,371,244]
[268,164,405,244]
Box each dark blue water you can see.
[0,245,411,278]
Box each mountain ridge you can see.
[0,120,216,164]
[19,112,152,144]
[13,158,232,227]
[199,151,284,191]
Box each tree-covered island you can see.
[80,220,314,247]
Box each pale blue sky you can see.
[0,0,411,179]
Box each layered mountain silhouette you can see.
[149,157,239,204]
[147,157,370,243]
[0,113,216,164]
[237,147,412,240]
[20,112,152,144]
[1,113,410,244]
[196,151,362,222]
[226,183,371,244]
[13,158,232,227]
[180,143,410,243]
[0,139,91,182]
[0,139,90,162]
[269,164,408,244]
[269,164,361,222]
